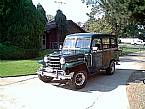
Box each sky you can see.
[32,0,91,23]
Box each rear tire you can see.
[106,61,115,75]
[38,74,53,83]
[69,71,87,90]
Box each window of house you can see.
[43,35,46,45]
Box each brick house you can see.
[42,20,86,49]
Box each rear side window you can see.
[102,38,110,49]
[92,38,102,50]
[110,38,117,48]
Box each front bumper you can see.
[36,67,73,80]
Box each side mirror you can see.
[59,45,62,50]
[92,47,98,52]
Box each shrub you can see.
[0,43,39,60]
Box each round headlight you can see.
[44,56,48,62]
[60,57,65,64]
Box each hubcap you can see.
[143,79,145,84]
[110,62,115,73]
[75,73,86,86]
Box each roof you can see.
[45,20,86,33]
[45,21,57,32]
[66,33,116,38]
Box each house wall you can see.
[46,29,58,49]
[45,20,86,49]
[42,34,46,49]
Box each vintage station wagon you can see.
[37,33,120,89]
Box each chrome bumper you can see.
[36,67,73,80]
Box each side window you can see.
[102,38,109,49]
[110,38,117,48]
[92,38,102,50]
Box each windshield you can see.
[63,38,76,48]
[63,37,91,49]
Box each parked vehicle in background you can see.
[119,38,134,44]
[119,38,145,45]
[131,38,145,45]
[36,33,121,89]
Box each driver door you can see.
[91,38,102,68]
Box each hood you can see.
[49,50,85,63]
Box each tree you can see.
[54,9,67,42]
[77,22,83,27]
[82,0,145,37]
[0,0,46,49]
[84,16,112,33]
[37,3,47,22]
[47,14,54,22]
[83,0,130,33]
[128,0,145,25]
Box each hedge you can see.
[0,43,39,60]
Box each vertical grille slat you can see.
[47,56,61,69]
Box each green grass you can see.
[0,60,40,77]
[0,49,53,77]
[119,44,145,55]
[0,45,144,77]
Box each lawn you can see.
[0,60,40,77]
[119,44,145,55]
[0,44,145,77]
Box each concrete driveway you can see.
[1,51,145,109]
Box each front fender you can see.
[64,61,88,74]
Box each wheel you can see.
[69,71,87,90]
[38,74,53,83]
[143,79,145,84]
[106,61,115,75]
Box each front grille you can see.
[47,56,61,69]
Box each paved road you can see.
[1,51,145,109]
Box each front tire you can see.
[143,79,145,84]
[106,61,115,75]
[69,71,87,90]
[38,74,53,83]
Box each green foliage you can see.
[0,60,40,77]
[82,0,145,37]
[0,0,46,49]
[54,9,67,42]
[84,16,112,33]
[36,49,53,60]
[0,43,39,60]
[128,0,145,24]
[121,25,139,38]
[37,3,47,22]
[119,44,145,56]
[47,14,54,22]
[0,43,54,60]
